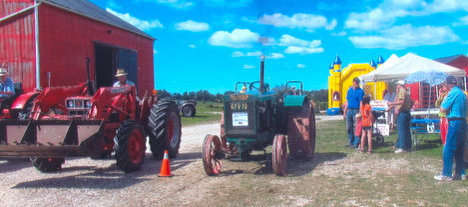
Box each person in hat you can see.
[0,68,16,112]
[343,77,364,148]
[387,80,413,153]
[434,76,467,181]
[113,68,135,88]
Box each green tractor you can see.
[202,57,316,176]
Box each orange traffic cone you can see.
[158,150,172,177]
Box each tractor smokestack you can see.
[260,55,265,93]
[86,58,94,96]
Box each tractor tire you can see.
[287,101,316,161]
[115,120,146,173]
[148,100,182,160]
[181,105,196,117]
[272,134,288,176]
[202,134,223,176]
[30,157,64,172]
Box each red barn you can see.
[0,0,155,96]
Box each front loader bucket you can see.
[0,119,103,158]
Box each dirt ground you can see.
[0,116,465,206]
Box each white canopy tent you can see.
[360,54,400,82]
[359,53,466,82]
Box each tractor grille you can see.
[65,97,92,116]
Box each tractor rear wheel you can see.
[181,105,196,117]
[148,100,182,160]
[287,101,316,161]
[202,134,223,176]
[115,120,146,173]
[30,157,64,172]
[272,134,288,176]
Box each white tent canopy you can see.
[359,53,466,82]
[360,54,399,82]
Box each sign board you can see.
[232,112,248,127]
[370,100,388,109]
[375,123,390,136]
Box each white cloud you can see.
[267,53,285,59]
[175,20,210,32]
[285,46,324,54]
[297,64,306,68]
[345,0,468,31]
[189,44,196,48]
[231,51,262,57]
[243,65,255,69]
[349,24,460,49]
[209,29,260,48]
[106,8,163,31]
[278,34,324,55]
[258,13,336,32]
[153,48,157,54]
[156,0,194,9]
[326,19,337,30]
[202,0,252,7]
[332,31,347,36]
[279,34,321,47]
[458,15,468,25]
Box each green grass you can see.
[181,101,222,126]
[184,119,468,206]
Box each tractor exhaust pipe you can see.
[259,55,265,93]
[86,58,95,96]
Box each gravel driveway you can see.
[0,116,342,207]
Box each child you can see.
[360,96,373,154]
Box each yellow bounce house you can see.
[327,55,387,115]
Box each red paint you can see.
[1,1,154,96]
[0,0,36,90]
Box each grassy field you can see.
[189,119,468,206]
[181,101,222,126]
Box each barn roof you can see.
[41,0,155,40]
[434,54,466,64]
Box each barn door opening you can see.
[94,43,138,89]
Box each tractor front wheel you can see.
[115,120,146,173]
[181,105,196,117]
[30,157,64,172]
[148,100,182,160]
[202,134,223,176]
[272,134,288,176]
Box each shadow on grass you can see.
[218,152,347,177]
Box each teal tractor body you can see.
[202,58,316,176]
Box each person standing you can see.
[387,80,412,153]
[343,77,364,148]
[360,96,373,154]
[435,84,449,145]
[434,76,466,181]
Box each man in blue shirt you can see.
[434,76,466,181]
[343,77,364,148]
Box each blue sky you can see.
[90,0,468,93]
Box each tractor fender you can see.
[284,95,308,108]
[11,91,40,110]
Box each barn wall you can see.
[37,3,154,94]
[0,0,36,91]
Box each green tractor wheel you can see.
[272,134,288,176]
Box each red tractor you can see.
[0,66,181,173]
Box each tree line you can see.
[157,88,328,104]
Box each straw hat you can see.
[115,68,127,77]
[0,68,7,76]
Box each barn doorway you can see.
[94,43,138,89]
